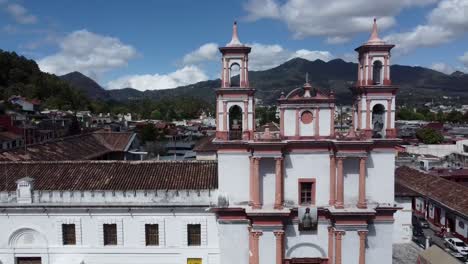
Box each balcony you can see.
[254,128,281,142]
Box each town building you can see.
[0,20,400,264]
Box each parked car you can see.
[445,237,468,255]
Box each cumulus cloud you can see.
[460,52,468,67]
[5,3,37,24]
[38,30,137,78]
[243,0,436,41]
[106,65,209,91]
[430,62,455,74]
[182,43,219,65]
[248,43,334,70]
[384,0,468,53]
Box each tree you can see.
[416,128,444,144]
[140,123,157,143]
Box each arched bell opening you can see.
[373,60,383,85]
[229,63,240,87]
[372,104,385,138]
[228,105,243,140]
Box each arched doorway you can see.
[230,63,240,87]
[373,60,383,85]
[372,104,385,138]
[228,105,243,140]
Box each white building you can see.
[0,20,400,264]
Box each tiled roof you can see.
[0,132,135,161]
[193,136,216,152]
[395,182,419,197]
[0,132,22,141]
[0,160,217,191]
[396,166,468,216]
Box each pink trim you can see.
[223,101,227,131]
[335,231,345,264]
[245,57,249,87]
[244,100,249,135]
[250,156,254,205]
[357,157,367,208]
[252,157,262,209]
[280,108,285,137]
[249,228,253,264]
[241,57,246,87]
[328,227,334,264]
[330,106,335,137]
[367,56,372,85]
[315,108,320,137]
[358,230,368,264]
[274,230,285,264]
[298,178,316,206]
[386,98,392,130]
[335,158,344,208]
[252,231,263,264]
[357,98,362,130]
[295,109,300,137]
[274,157,284,209]
[329,155,336,206]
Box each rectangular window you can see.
[299,179,315,205]
[145,224,159,246]
[62,224,76,245]
[103,224,117,245]
[187,224,201,246]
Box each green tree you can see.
[416,128,444,144]
[140,123,157,143]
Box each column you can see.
[383,56,389,85]
[252,157,261,209]
[365,99,371,130]
[328,227,334,264]
[386,98,392,137]
[245,58,249,87]
[249,227,253,264]
[357,98,362,130]
[357,157,367,209]
[280,108,285,137]
[329,155,336,206]
[249,156,254,205]
[335,231,345,264]
[315,108,320,137]
[358,230,368,264]
[351,103,356,128]
[224,59,229,87]
[330,106,335,137]
[274,230,285,264]
[244,100,249,139]
[295,108,300,137]
[223,101,228,131]
[274,157,284,209]
[241,57,246,87]
[335,157,344,209]
[252,231,263,264]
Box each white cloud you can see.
[5,3,37,24]
[38,30,137,78]
[384,0,468,53]
[243,0,436,42]
[182,43,219,65]
[106,65,209,91]
[248,43,334,70]
[460,51,468,67]
[430,62,454,74]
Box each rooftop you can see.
[0,160,218,191]
[396,166,468,217]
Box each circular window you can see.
[301,111,313,124]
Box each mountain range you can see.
[60,58,468,106]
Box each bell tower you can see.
[352,19,398,139]
[216,22,255,141]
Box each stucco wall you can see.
[455,216,468,239]
[366,222,393,264]
[366,150,395,204]
[218,222,249,264]
[218,153,250,206]
[393,197,413,244]
[284,223,328,259]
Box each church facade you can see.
[0,20,400,264]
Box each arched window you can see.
[372,104,385,138]
[373,60,383,85]
[228,105,243,140]
[229,63,240,87]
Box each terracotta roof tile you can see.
[396,166,468,216]
[0,160,217,191]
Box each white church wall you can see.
[284,153,330,207]
[342,230,359,264]
[319,109,331,136]
[259,158,276,208]
[218,153,250,206]
[258,230,276,264]
[367,151,395,204]
[284,223,328,259]
[343,159,359,206]
[218,222,249,264]
[366,222,393,264]
[393,197,413,244]
[284,109,296,137]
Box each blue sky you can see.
[1,0,468,91]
